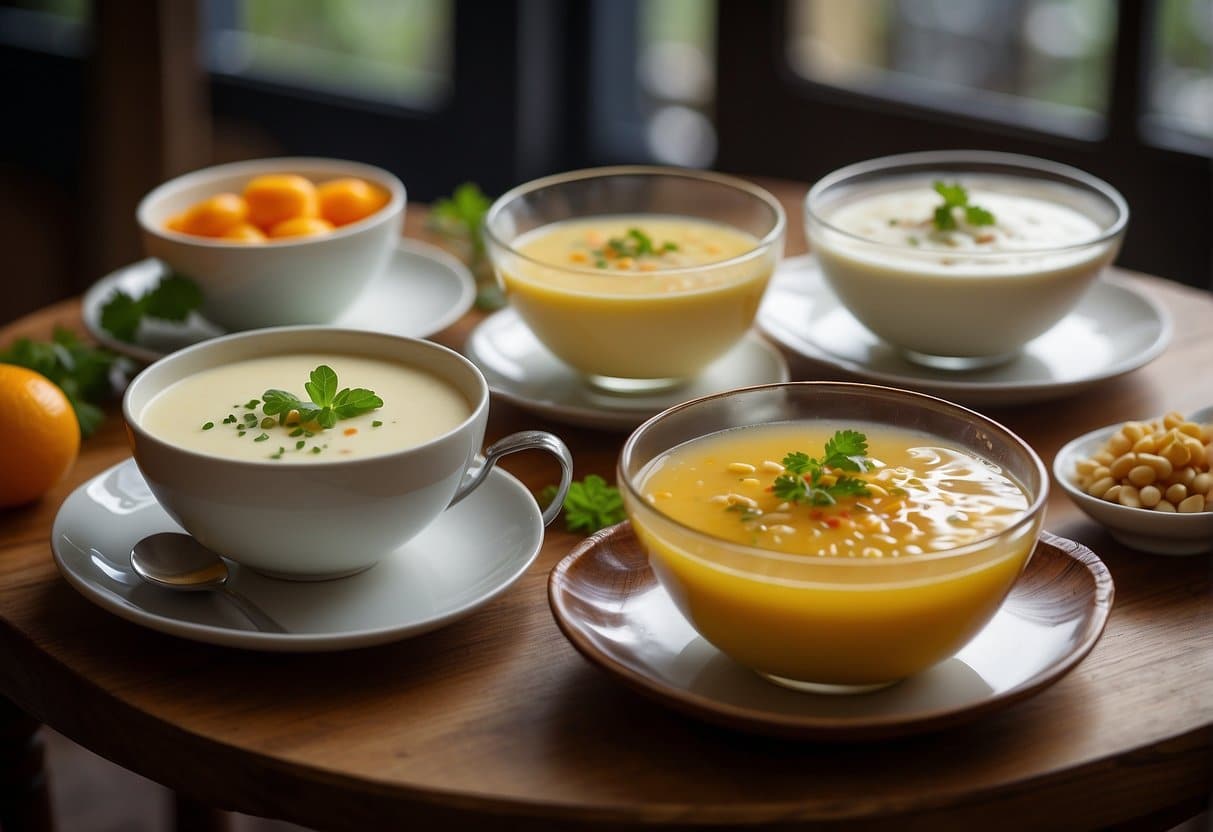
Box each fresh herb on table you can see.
[99,273,203,343]
[593,228,678,268]
[428,183,506,310]
[771,430,872,507]
[0,327,123,437]
[538,475,626,534]
[261,365,383,431]
[931,181,995,232]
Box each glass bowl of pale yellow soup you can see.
[806,151,1128,370]
[619,382,1048,694]
[484,166,785,393]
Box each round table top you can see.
[1,190,1210,831]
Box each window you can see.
[206,0,453,110]
[787,0,1118,138]
[1147,0,1212,144]
[715,0,1211,289]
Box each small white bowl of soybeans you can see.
[1054,407,1213,555]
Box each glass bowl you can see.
[484,166,785,393]
[619,382,1048,693]
[805,151,1128,370]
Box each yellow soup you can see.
[500,217,773,380]
[627,422,1039,687]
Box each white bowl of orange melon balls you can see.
[137,157,405,331]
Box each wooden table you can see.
[0,191,1209,831]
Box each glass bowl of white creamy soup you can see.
[484,167,785,393]
[805,151,1128,370]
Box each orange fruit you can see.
[317,178,389,226]
[0,365,81,508]
[174,193,249,237]
[268,216,334,239]
[243,174,319,230]
[221,223,268,243]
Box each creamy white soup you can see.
[139,354,471,462]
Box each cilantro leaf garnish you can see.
[767,430,872,508]
[99,273,202,342]
[932,180,996,231]
[257,365,381,433]
[592,227,679,265]
[304,365,338,408]
[538,475,625,534]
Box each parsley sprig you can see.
[99,273,203,342]
[932,181,995,231]
[261,365,383,430]
[771,430,872,507]
[539,475,625,534]
[427,182,504,310]
[593,228,678,268]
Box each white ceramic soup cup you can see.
[123,327,572,580]
[137,157,406,331]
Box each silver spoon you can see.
[131,533,286,634]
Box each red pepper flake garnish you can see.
[343,427,358,436]
[825,516,841,528]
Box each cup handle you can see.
[449,431,573,527]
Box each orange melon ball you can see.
[221,223,268,243]
[317,178,389,226]
[268,216,334,239]
[174,193,248,237]
[164,213,190,233]
[243,174,319,230]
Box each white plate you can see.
[757,256,1172,407]
[83,238,476,364]
[51,458,543,652]
[463,307,789,430]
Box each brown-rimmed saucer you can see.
[548,525,1113,741]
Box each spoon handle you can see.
[220,587,287,634]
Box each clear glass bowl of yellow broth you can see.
[619,382,1048,694]
[805,151,1128,371]
[484,167,785,393]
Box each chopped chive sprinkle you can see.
[270,447,285,460]
[244,399,260,410]
[254,433,269,442]
[304,430,315,438]
[372,420,383,428]
[201,421,214,431]
[223,414,237,424]
[289,427,304,437]
[260,417,275,429]
[295,440,306,450]
[238,430,246,437]
[311,446,322,454]
[243,413,257,424]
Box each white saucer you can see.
[83,238,476,364]
[51,458,543,652]
[463,307,790,430]
[757,256,1172,407]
